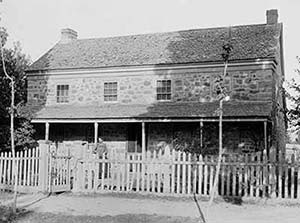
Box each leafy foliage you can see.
[286,56,300,131]
[0,28,35,151]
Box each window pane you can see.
[56,85,69,103]
[157,80,171,101]
[104,82,117,102]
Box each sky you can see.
[0,0,300,81]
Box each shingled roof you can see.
[30,101,272,120]
[28,23,282,72]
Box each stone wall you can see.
[172,70,272,102]
[27,65,274,109]
[99,123,127,141]
[26,64,278,155]
[146,122,264,154]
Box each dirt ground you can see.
[1,192,300,223]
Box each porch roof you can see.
[29,101,272,121]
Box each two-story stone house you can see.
[26,9,286,156]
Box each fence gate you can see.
[48,146,72,193]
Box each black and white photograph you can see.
[0,0,300,222]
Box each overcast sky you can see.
[1,0,300,80]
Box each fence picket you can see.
[0,152,3,185]
[101,157,105,190]
[255,153,260,197]
[171,151,175,194]
[249,154,254,197]
[193,154,197,193]
[198,155,202,195]
[121,156,125,191]
[146,151,150,192]
[182,152,186,194]
[290,155,295,198]
[35,148,39,187]
[278,158,283,198]
[244,154,249,196]
[175,151,180,194]
[209,156,214,196]
[204,156,208,195]
[140,153,144,193]
[3,152,8,185]
[269,158,276,198]
[18,151,22,186]
[157,149,162,193]
[24,150,28,186]
[226,156,231,196]
[297,165,300,199]
[8,152,12,186]
[220,157,225,196]
[187,153,191,194]
[136,155,140,192]
[284,161,289,198]
[232,155,237,196]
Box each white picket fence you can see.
[1,141,300,200]
[73,148,300,199]
[0,147,41,193]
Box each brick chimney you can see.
[60,28,78,43]
[266,9,278,24]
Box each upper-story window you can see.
[157,80,171,101]
[56,84,69,103]
[104,82,118,102]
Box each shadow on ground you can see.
[0,206,32,223]
[222,196,243,205]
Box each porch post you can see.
[45,122,49,141]
[200,121,203,148]
[94,122,98,143]
[142,122,146,157]
[264,121,267,153]
[141,122,146,192]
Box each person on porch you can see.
[93,138,108,159]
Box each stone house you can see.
[26,9,286,156]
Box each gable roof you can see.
[28,101,272,120]
[28,23,282,72]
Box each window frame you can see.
[156,79,172,101]
[56,84,69,103]
[104,81,118,102]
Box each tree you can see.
[286,56,300,139]
[0,28,36,152]
[0,27,34,213]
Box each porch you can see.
[30,101,274,156]
[33,119,271,156]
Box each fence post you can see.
[38,140,50,193]
[269,148,277,198]
[163,145,171,193]
[72,141,86,192]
